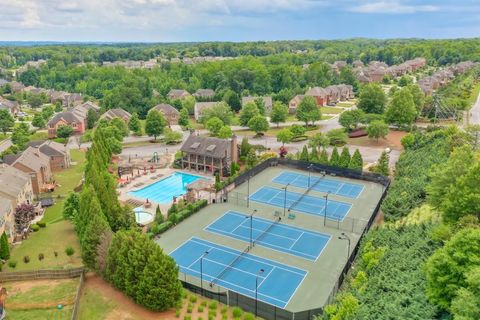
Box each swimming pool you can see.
[133,207,154,225]
[128,172,205,204]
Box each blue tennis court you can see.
[170,237,307,308]
[205,211,330,261]
[249,186,352,221]
[273,171,364,199]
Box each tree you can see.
[205,117,224,136]
[110,118,129,138]
[0,109,15,135]
[276,128,293,146]
[372,151,390,176]
[339,109,365,131]
[398,75,412,87]
[425,228,480,310]
[329,147,340,166]
[163,129,183,144]
[318,148,329,164]
[247,115,269,136]
[239,102,259,126]
[349,149,363,171]
[14,203,36,233]
[223,90,241,112]
[128,112,142,135]
[11,123,30,149]
[41,105,55,120]
[451,267,480,320]
[81,201,111,270]
[26,93,44,108]
[366,120,389,141]
[326,129,348,146]
[0,232,10,260]
[63,192,80,220]
[385,89,417,128]
[57,125,74,139]
[240,137,250,157]
[178,107,189,127]
[54,101,63,112]
[290,124,306,138]
[31,113,46,128]
[200,102,233,125]
[299,145,309,161]
[246,149,257,168]
[339,147,351,168]
[155,205,164,224]
[357,83,387,114]
[297,96,321,126]
[310,146,319,162]
[145,109,166,140]
[309,133,330,149]
[217,126,233,139]
[270,102,288,127]
[405,84,425,113]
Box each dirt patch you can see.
[5,279,64,295]
[84,273,177,320]
[348,130,407,150]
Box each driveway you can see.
[468,91,480,126]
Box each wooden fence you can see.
[71,272,85,320]
[0,267,84,282]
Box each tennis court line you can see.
[288,231,304,250]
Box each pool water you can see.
[129,172,205,204]
[133,207,154,225]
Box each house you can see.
[325,86,341,105]
[9,81,25,93]
[71,101,100,127]
[288,95,304,114]
[167,89,191,100]
[49,90,69,105]
[47,112,85,138]
[194,102,219,121]
[0,96,20,116]
[241,96,273,114]
[337,84,355,100]
[193,89,215,100]
[0,197,14,242]
[151,103,180,126]
[352,60,364,68]
[305,87,328,106]
[180,134,238,176]
[27,140,71,171]
[3,147,53,195]
[100,108,132,122]
[64,93,83,107]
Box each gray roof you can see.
[180,135,232,159]
[241,96,273,109]
[152,103,179,116]
[0,196,13,219]
[6,146,50,172]
[28,140,67,157]
[0,96,18,109]
[167,89,190,99]
[193,89,215,98]
[0,165,31,199]
[47,111,83,126]
[100,108,131,121]
[305,87,328,97]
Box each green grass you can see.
[336,101,355,107]
[29,131,49,141]
[188,118,204,130]
[7,306,73,320]
[321,106,345,114]
[5,220,82,271]
[78,285,116,320]
[6,278,78,304]
[51,149,85,197]
[468,81,480,107]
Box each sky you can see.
[0,0,479,42]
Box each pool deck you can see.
[117,167,214,218]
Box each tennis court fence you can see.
[226,191,369,235]
[181,272,322,320]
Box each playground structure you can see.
[117,152,172,178]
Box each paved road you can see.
[468,91,480,126]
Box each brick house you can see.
[180,134,238,176]
[100,108,132,122]
[151,103,180,126]
[193,89,215,100]
[27,140,71,171]
[47,112,85,138]
[305,87,328,106]
[0,96,20,116]
[194,102,219,121]
[167,89,191,100]
[3,147,53,195]
[288,95,304,114]
[241,96,273,114]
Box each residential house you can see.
[64,93,83,107]
[0,79,8,87]
[3,147,53,195]
[337,84,355,100]
[167,89,191,100]
[241,96,273,114]
[352,60,364,68]
[151,103,180,126]
[71,101,101,128]
[194,102,219,121]
[180,134,238,176]
[325,86,341,105]
[0,96,20,116]
[27,140,71,171]
[305,87,328,106]
[193,89,215,100]
[100,108,132,122]
[288,95,304,114]
[0,165,34,242]
[9,81,25,93]
[47,112,85,138]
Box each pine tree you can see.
[63,192,80,220]
[339,147,351,168]
[349,149,364,171]
[310,147,319,162]
[81,209,111,270]
[178,108,189,127]
[76,185,97,239]
[300,145,309,161]
[373,151,390,176]
[329,147,341,167]
[319,148,329,165]
[155,205,164,224]
[240,137,250,157]
[128,112,142,135]
[0,232,10,260]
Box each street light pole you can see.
[200,250,210,295]
[255,269,265,318]
[308,164,313,188]
[338,233,351,261]
[283,183,289,216]
[247,209,256,248]
[324,191,331,226]
[247,175,250,208]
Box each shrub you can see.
[184,316,191,320]
[8,261,16,269]
[189,295,197,303]
[222,315,228,320]
[175,309,181,317]
[232,307,243,318]
[243,313,255,320]
[208,301,217,310]
[198,306,204,312]
[23,255,30,263]
[31,224,40,232]
[38,253,44,261]
[37,221,47,228]
[208,315,214,320]
[221,306,228,314]
[181,290,188,299]
[208,310,217,317]
[65,247,75,256]
[54,251,58,257]
[201,301,207,307]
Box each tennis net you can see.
[253,216,281,246]
[288,174,324,211]
[210,245,250,287]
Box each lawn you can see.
[336,101,355,107]
[321,106,345,114]
[29,130,49,142]
[5,278,78,320]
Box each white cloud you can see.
[350,1,438,14]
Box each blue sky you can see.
[0,0,479,42]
